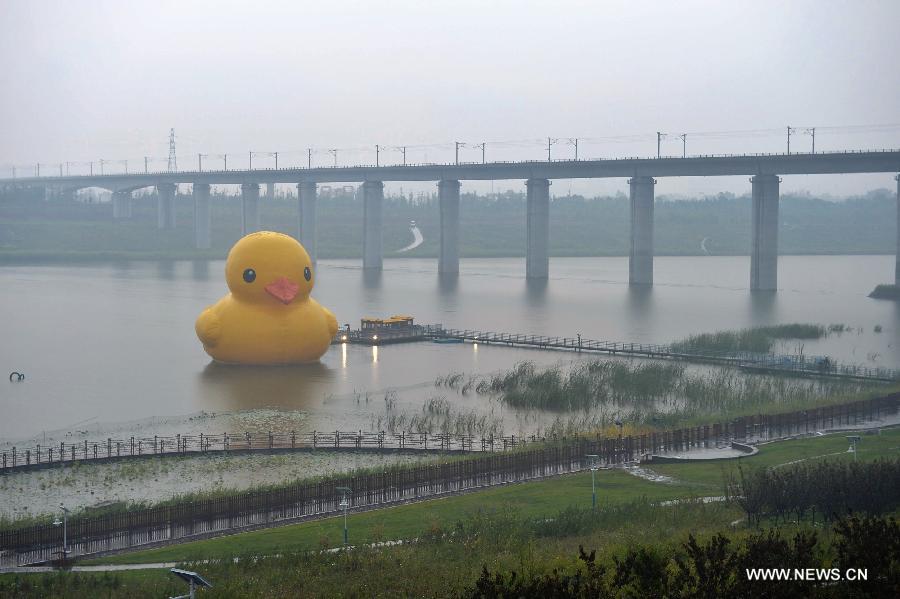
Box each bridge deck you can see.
[4,150,899,190]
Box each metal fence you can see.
[1,430,533,473]
[1,393,896,567]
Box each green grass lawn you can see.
[89,426,900,565]
[91,470,698,565]
[650,425,900,489]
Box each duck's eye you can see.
[243,268,256,283]
[304,267,312,282]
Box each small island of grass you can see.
[869,283,900,300]
[670,323,826,354]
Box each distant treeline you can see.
[0,187,894,259]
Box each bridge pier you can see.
[362,180,384,270]
[526,178,550,279]
[266,182,275,200]
[750,174,780,291]
[438,179,461,274]
[629,176,655,285]
[156,183,176,229]
[895,175,900,285]
[241,183,260,235]
[193,183,211,249]
[112,191,132,219]
[297,181,317,265]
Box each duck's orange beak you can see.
[265,277,299,304]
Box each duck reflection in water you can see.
[199,361,335,411]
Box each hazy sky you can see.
[2,0,899,197]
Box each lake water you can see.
[1,255,897,443]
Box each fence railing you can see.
[1,393,896,567]
[0,430,536,473]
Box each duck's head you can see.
[225,231,314,305]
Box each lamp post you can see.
[585,454,599,508]
[614,417,625,464]
[169,568,213,599]
[846,435,860,461]
[52,503,69,558]
[336,486,351,545]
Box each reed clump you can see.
[671,323,827,354]
[446,359,877,416]
[370,395,504,438]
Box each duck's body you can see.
[195,231,338,365]
[197,295,337,364]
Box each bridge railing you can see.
[5,148,899,182]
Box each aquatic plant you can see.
[444,359,881,421]
[370,394,505,438]
[670,323,826,354]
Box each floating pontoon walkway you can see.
[337,325,900,383]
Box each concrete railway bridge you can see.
[2,149,899,291]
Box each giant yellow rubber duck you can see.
[195,231,338,364]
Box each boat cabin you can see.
[360,315,415,330]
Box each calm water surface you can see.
[1,255,897,442]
